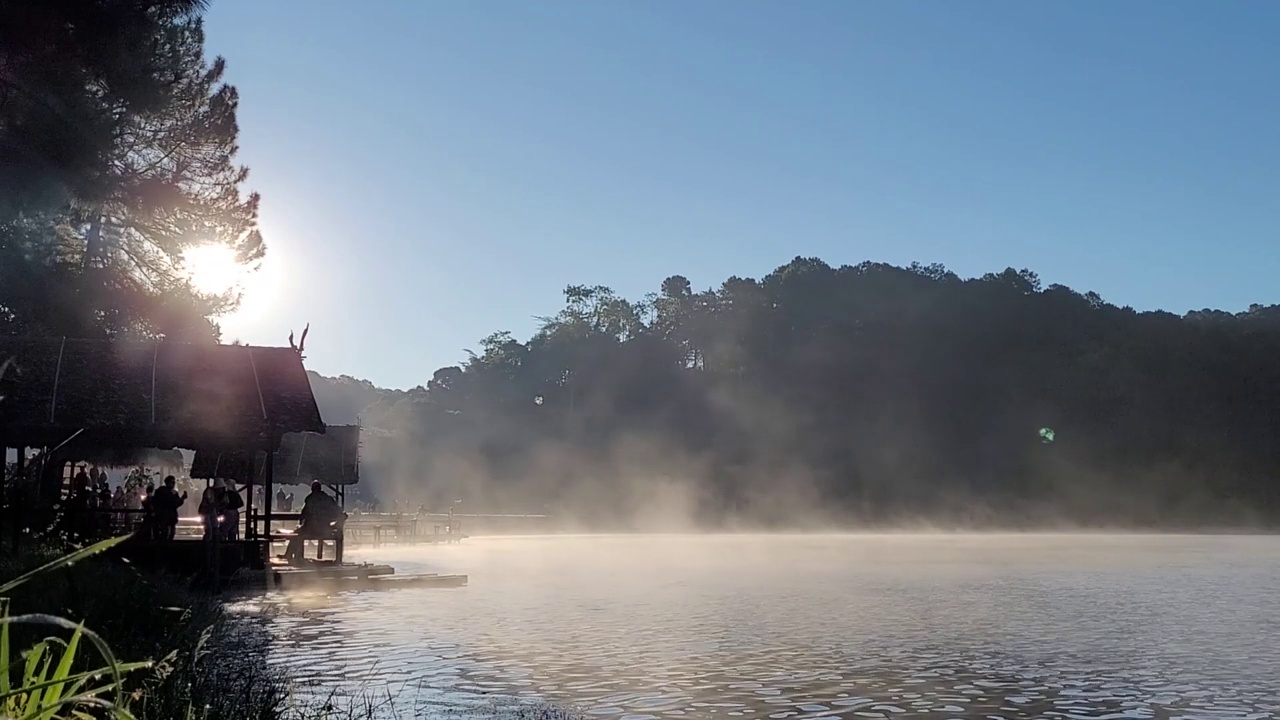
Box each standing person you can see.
[275,488,288,514]
[199,484,223,541]
[152,475,186,541]
[70,465,91,506]
[128,483,144,510]
[222,481,245,541]
[211,479,228,530]
[71,465,89,493]
[110,486,127,533]
[140,484,156,539]
[94,476,111,532]
[66,465,93,540]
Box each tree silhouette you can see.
[0,0,261,341]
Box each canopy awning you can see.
[190,425,360,485]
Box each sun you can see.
[182,244,242,295]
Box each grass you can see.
[0,537,148,719]
[0,537,291,720]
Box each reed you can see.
[0,536,149,719]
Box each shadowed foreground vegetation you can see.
[0,540,585,720]
[316,259,1280,529]
[0,540,285,719]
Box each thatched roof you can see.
[0,338,325,450]
[190,425,360,485]
[70,447,186,469]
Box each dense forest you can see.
[312,260,1280,529]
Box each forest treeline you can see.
[313,258,1280,529]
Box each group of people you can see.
[132,475,245,542]
[137,476,251,540]
[64,464,346,559]
[69,465,126,509]
[67,465,136,538]
[274,488,295,512]
[139,475,187,540]
[194,478,246,541]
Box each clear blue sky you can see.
[204,0,1280,390]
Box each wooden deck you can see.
[110,537,269,576]
[230,557,468,592]
[109,537,468,593]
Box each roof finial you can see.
[288,324,310,357]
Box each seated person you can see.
[284,481,346,563]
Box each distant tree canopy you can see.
[320,258,1280,528]
[0,0,262,341]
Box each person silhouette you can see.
[152,475,187,541]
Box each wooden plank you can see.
[273,572,467,591]
[272,563,395,580]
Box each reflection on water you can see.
[234,534,1280,719]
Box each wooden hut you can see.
[0,338,325,546]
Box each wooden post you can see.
[244,473,254,540]
[263,426,276,545]
[0,437,7,552]
[12,446,24,552]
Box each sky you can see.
[203,0,1280,390]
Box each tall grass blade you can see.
[21,642,48,713]
[0,599,10,698]
[0,661,149,702]
[2,614,134,714]
[41,623,83,712]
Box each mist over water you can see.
[239,534,1280,719]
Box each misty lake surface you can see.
[243,534,1280,719]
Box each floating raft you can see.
[272,570,468,591]
[228,559,468,592]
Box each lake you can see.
[243,534,1280,719]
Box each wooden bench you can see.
[254,512,346,565]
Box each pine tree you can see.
[0,0,262,341]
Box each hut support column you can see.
[11,447,23,551]
[244,477,254,540]
[0,437,7,552]
[263,426,276,544]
